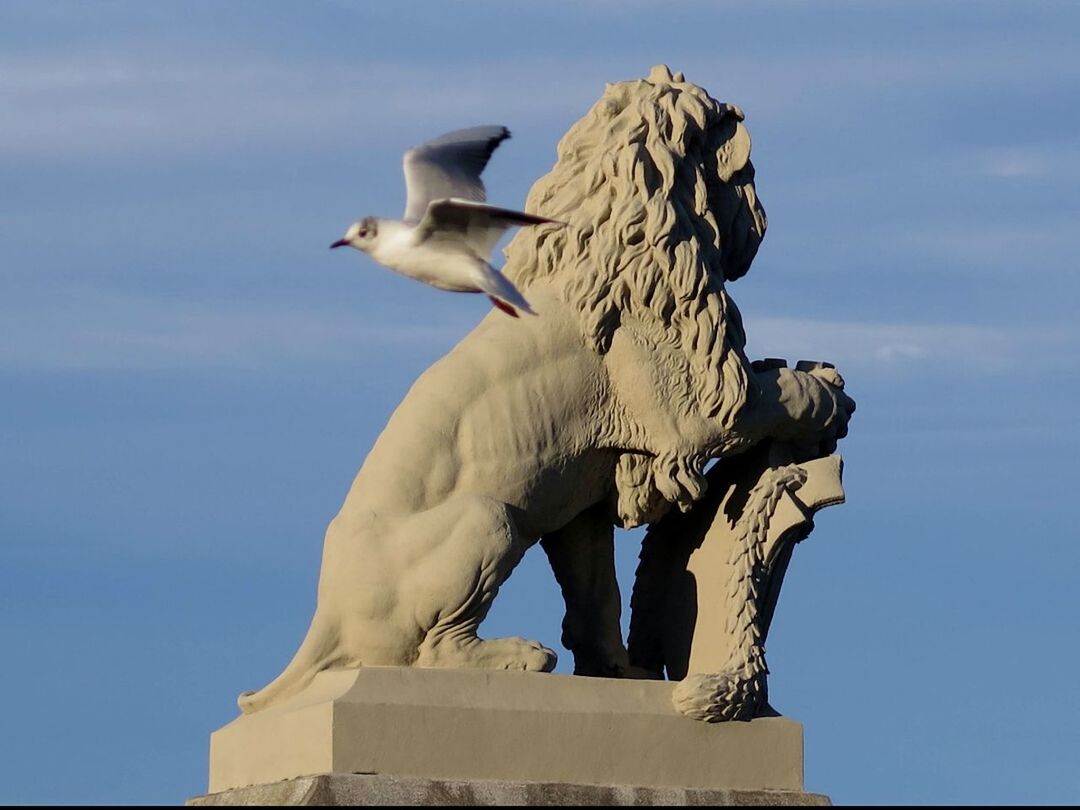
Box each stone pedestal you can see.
[187,667,830,805]
[187,773,830,806]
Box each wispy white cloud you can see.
[900,219,1080,269]
[0,55,600,159]
[976,145,1080,181]
[0,288,474,371]
[4,288,1074,377]
[2,29,1076,160]
[743,315,1077,375]
[981,152,1048,180]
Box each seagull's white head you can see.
[330,216,379,253]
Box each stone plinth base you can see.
[196,667,826,802]
[188,773,831,806]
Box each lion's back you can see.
[341,291,604,515]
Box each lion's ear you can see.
[715,121,752,182]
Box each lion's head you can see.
[503,66,769,524]
[505,65,766,424]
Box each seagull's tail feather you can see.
[478,265,537,317]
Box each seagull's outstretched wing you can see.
[403,126,511,223]
[416,198,562,258]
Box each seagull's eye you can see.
[358,228,368,238]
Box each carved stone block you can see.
[200,668,817,798]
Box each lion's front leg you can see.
[540,502,633,677]
[736,363,855,455]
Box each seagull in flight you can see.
[330,125,560,317]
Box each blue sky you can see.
[2,1,1079,804]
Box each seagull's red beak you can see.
[329,239,349,249]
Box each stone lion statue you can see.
[239,65,854,715]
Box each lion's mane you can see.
[503,66,769,524]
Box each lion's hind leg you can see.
[237,515,408,714]
[411,495,557,672]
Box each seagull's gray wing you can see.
[402,126,511,223]
[415,198,562,258]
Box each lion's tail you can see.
[237,610,343,715]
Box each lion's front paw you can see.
[768,361,855,459]
[420,635,558,672]
[488,637,559,672]
[815,382,855,457]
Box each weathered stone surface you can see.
[188,773,831,806]
[236,65,855,719]
[194,64,851,810]
[207,668,808,796]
